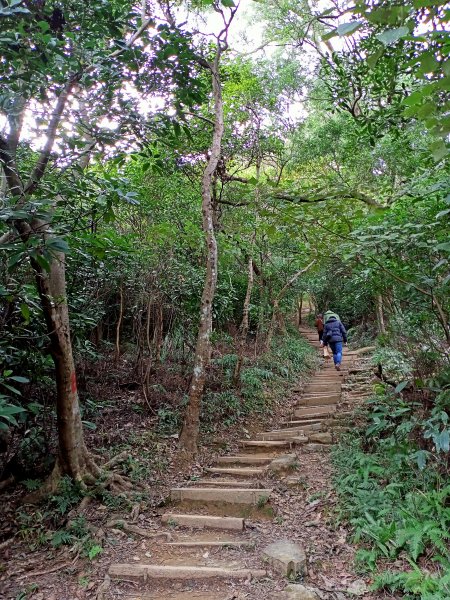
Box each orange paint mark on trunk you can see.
[71,371,77,394]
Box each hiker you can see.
[323,309,341,324]
[322,312,347,371]
[315,313,324,346]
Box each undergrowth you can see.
[200,331,315,432]
[333,377,450,600]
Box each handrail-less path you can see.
[106,323,375,600]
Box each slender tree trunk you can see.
[297,293,304,327]
[376,294,386,335]
[265,261,315,351]
[115,283,124,363]
[179,49,224,454]
[233,254,254,387]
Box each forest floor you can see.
[0,331,398,600]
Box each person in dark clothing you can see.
[315,313,324,345]
[322,315,347,370]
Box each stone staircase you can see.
[106,323,374,599]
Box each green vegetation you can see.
[0,0,449,594]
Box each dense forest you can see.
[0,0,449,598]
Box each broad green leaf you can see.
[430,140,449,162]
[376,26,409,46]
[336,21,362,37]
[20,303,30,322]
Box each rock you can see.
[347,579,369,596]
[262,540,307,577]
[268,454,298,473]
[283,476,306,488]
[283,584,321,600]
[308,432,332,444]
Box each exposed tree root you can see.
[106,519,172,540]
[0,475,15,492]
[96,574,111,600]
[22,450,146,504]
[16,561,72,581]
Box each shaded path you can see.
[106,324,376,600]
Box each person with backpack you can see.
[315,313,324,345]
[322,312,347,370]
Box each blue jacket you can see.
[323,317,347,344]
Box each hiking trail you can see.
[103,319,376,600]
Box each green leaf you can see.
[376,26,409,46]
[20,302,30,322]
[46,238,69,253]
[8,252,24,270]
[336,21,362,37]
[430,140,449,162]
[8,376,29,384]
[435,242,450,252]
[221,0,235,6]
[395,380,409,394]
[33,253,51,272]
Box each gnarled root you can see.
[22,448,145,504]
[106,519,172,541]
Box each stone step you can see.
[282,419,323,428]
[216,455,273,465]
[161,513,244,530]
[308,432,333,444]
[298,395,339,406]
[256,427,320,441]
[304,384,341,393]
[170,487,272,504]
[188,478,258,488]
[109,563,266,581]
[206,467,266,477]
[294,405,336,418]
[166,539,255,549]
[238,440,292,450]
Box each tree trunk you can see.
[265,261,315,351]
[233,253,254,387]
[376,294,386,335]
[25,251,100,500]
[115,284,124,363]
[297,293,304,327]
[179,48,224,455]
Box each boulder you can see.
[268,454,298,473]
[308,432,332,444]
[282,584,321,600]
[262,540,307,577]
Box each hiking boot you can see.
[335,364,341,371]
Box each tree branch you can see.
[24,76,79,195]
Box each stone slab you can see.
[109,563,266,580]
[170,487,272,504]
[206,467,265,477]
[161,513,244,531]
[216,455,272,465]
[262,540,307,577]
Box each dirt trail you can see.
[104,322,377,600]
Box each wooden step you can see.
[304,384,341,393]
[188,478,258,488]
[205,467,266,477]
[170,488,272,504]
[161,513,244,530]
[238,440,292,450]
[216,455,273,465]
[109,563,266,580]
[256,427,320,441]
[298,395,339,406]
[282,419,323,428]
[166,539,255,549]
[294,405,336,418]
